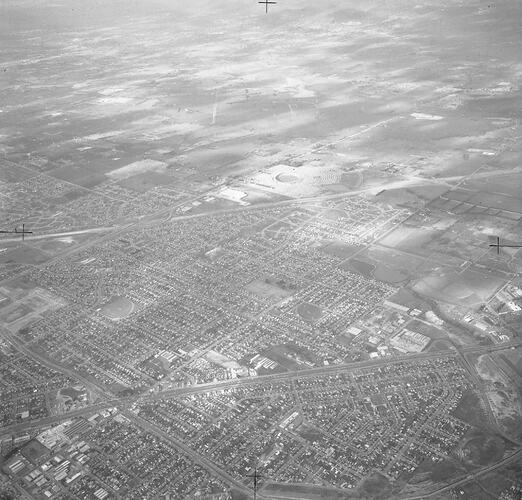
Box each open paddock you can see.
[106,159,167,181]
[296,302,323,322]
[246,279,294,299]
[320,241,362,259]
[100,296,135,320]
[413,266,507,308]
[117,171,174,193]
[262,482,351,500]
[0,246,50,265]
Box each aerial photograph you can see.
[0,0,521,498]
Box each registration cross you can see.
[258,0,276,13]
[489,236,522,255]
[0,223,33,241]
[246,467,266,500]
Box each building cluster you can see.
[2,158,186,234]
[131,356,473,493]
[1,168,520,498]
[10,200,410,395]
[2,408,231,500]
[0,340,78,430]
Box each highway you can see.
[0,226,114,243]
[3,340,519,438]
[146,340,521,401]
[0,401,120,438]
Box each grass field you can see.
[296,302,323,322]
[263,482,351,500]
[461,432,506,467]
[100,296,134,320]
[452,389,487,429]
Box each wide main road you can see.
[0,400,123,438]
[0,350,451,437]
[3,341,519,437]
[146,340,522,402]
